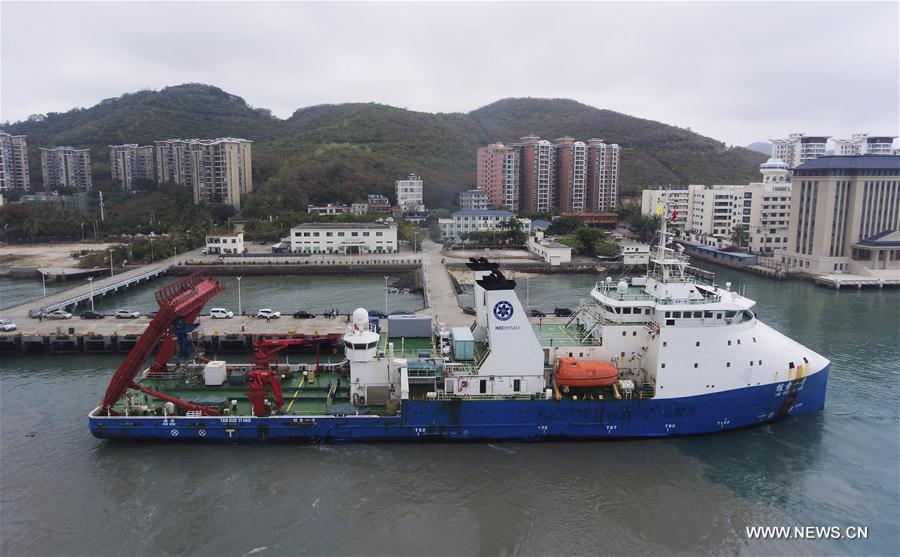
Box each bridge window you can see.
[673,311,681,318]
[693,363,699,368]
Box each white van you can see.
[210,308,234,319]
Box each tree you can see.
[730,224,748,248]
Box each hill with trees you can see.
[3,84,766,211]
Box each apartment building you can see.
[556,137,587,212]
[833,134,897,156]
[40,146,92,191]
[0,131,30,191]
[586,139,620,211]
[109,144,155,191]
[517,135,557,213]
[395,174,425,212]
[458,189,489,211]
[642,158,792,253]
[154,139,190,185]
[770,133,829,169]
[476,142,520,210]
[780,156,900,275]
[185,138,253,208]
[641,188,690,228]
[290,222,397,254]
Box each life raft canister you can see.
[555,357,618,387]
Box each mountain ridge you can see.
[3,84,767,210]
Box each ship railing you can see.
[434,392,536,401]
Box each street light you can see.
[384,276,389,316]
[526,275,531,310]
[108,248,114,277]
[88,276,95,311]
[41,272,47,297]
[81,222,85,242]
[236,276,242,316]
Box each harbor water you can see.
[1,269,898,555]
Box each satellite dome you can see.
[351,308,369,327]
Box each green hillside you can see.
[3,85,766,210]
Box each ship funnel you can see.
[466,258,500,342]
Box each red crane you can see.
[246,335,343,416]
[99,271,224,415]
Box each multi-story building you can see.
[154,139,190,185]
[458,189,489,211]
[351,203,369,215]
[770,133,829,169]
[438,210,532,241]
[780,155,900,275]
[642,159,792,254]
[640,188,691,228]
[184,138,253,208]
[307,203,351,216]
[833,134,897,156]
[0,131,30,191]
[40,146,92,191]
[517,135,557,213]
[109,144,154,191]
[395,174,425,212]
[555,137,587,212]
[205,232,245,255]
[476,143,520,210]
[586,139,620,211]
[289,222,398,254]
[367,194,392,214]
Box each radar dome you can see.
[351,308,369,327]
[617,280,629,294]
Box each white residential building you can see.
[205,232,245,255]
[40,146,92,191]
[0,131,30,191]
[395,174,424,212]
[307,203,351,215]
[770,133,829,169]
[290,222,398,254]
[587,139,620,211]
[109,144,155,191]
[641,159,792,254]
[833,134,897,156]
[458,189,489,211]
[438,210,532,241]
[640,188,690,228]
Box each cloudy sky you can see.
[1,1,897,146]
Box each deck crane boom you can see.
[99,272,224,414]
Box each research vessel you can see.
[89,216,829,442]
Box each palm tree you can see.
[730,224,748,248]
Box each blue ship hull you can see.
[89,365,828,442]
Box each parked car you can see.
[292,310,316,319]
[80,310,105,320]
[554,307,573,317]
[115,309,141,319]
[530,309,546,318]
[210,308,234,319]
[0,319,17,332]
[45,309,73,320]
[390,310,413,316]
[256,309,281,319]
[146,311,158,319]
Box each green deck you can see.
[532,323,596,347]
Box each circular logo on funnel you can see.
[493,301,514,321]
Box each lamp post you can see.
[236,276,242,316]
[526,275,531,310]
[81,222,85,242]
[384,276,389,316]
[108,248,114,277]
[41,272,47,297]
[88,276,95,311]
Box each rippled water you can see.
[1,266,898,556]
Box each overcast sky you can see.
[1,1,897,146]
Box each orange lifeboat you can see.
[555,358,618,387]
